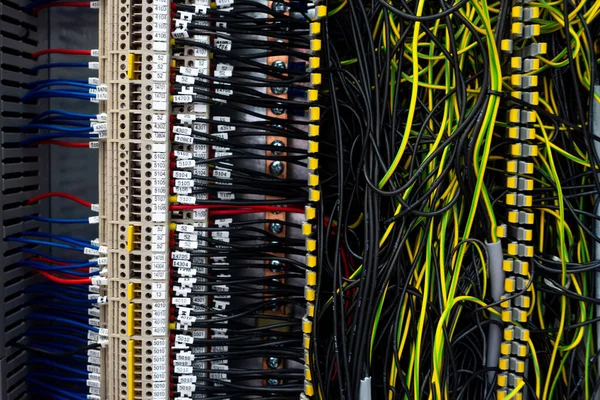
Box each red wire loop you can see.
[26,192,92,208]
[33,2,91,14]
[31,49,92,59]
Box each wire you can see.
[31,49,93,59]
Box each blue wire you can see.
[33,119,92,128]
[29,373,87,383]
[23,215,92,224]
[26,78,89,87]
[28,358,87,376]
[28,324,90,339]
[20,261,99,275]
[29,62,90,73]
[21,123,94,133]
[6,237,85,251]
[27,282,93,293]
[27,330,88,344]
[26,378,85,400]
[32,109,96,121]
[20,259,97,269]
[21,248,90,264]
[26,80,95,91]
[21,90,95,102]
[27,313,99,332]
[19,231,97,247]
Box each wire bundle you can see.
[166,0,320,398]
[308,1,600,400]
[6,193,107,399]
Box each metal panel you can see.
[0,0,49,398]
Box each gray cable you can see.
[486,240,504,386]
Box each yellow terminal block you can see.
[504,328,515,341]
[309,124,319,137]
[507,176,517,189]
[511,57,522,70]
[304,285,316,301]
[504,277,516,293]
[309,57,320,70]
[506,160,517,173]
[501,39,513,53]
[306,238,317,252]
[304,380,315,397]
[508,109,520,123]
[311,73,322,86]
[507,242,518,256]
[308,140,319,154]
[302,316,313,333]
[305,205,316,220]
[306,253,317,268]
[306,270,317,286]
[127,303,136,336]
[499,357,510,371]
[508,210,518,223]
[511,6,522,19]
[496,225,507,238]
[127,340,135,400]
[309,106,320,121]
[305,365,312,382]
[512,22,524,35]
[307,303,315,318]
[510,143,522,156]
[506,193,516,206]
[498,390,507,400]
[308,89,318,102]
[309,188,321,202]
[308,156,319,171]
[310,22,321,36]
[127,282,136,300]
[500,342,511,355]
[127,225,135,252]
[303,334,311,349]
[511,75,522,87]
[503,259,513,272]
[498,373,508,387]
[127,54,136,79]
[310,39,322,52]
[501,309,511,322]
[507,127,519,139]
[302,222,313,236]
[315,4,327,18]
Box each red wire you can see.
[210,208,304,216]
[33,2,91,14]
[39,140,91,148]
[171,205,304,214]
[36,270,91,285]
[31,49,92,59]
[30,256,70,266]
[26,192,92,208]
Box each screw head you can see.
[269,221,283,234]
[270,259,282,272]
[267,378,279,386]
[269,161,284,176]
[270,140,284,154]
[271,107,285,115]
[267,357,280,369]
[272,60,286,70]
[271,1,287,13]
[271,86,287,95]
